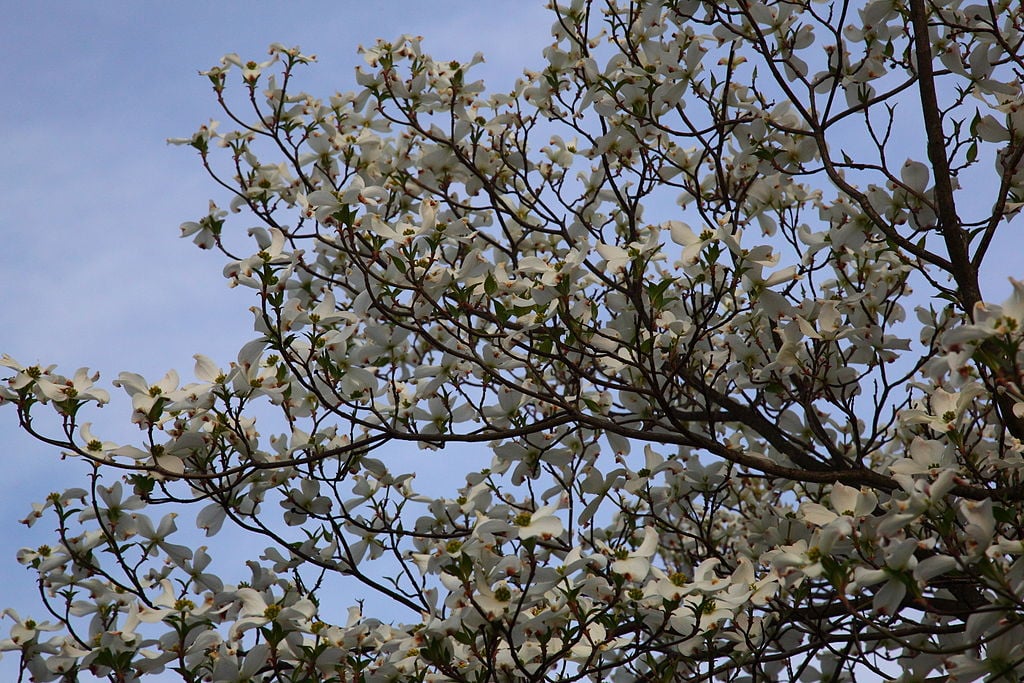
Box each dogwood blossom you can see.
[4,1,1024,680]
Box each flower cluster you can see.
[4,1,1024,680]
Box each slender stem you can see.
[908,0,978,311]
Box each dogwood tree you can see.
[4,0,1024,680]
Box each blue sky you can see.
[0,2,550,675]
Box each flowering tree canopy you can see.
[4,0,1024,680]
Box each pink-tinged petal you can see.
[872,579,907,616]
[193,355,221,382]
[853,568,887,588]
[914,556,958,584]
[634,526,659,558]
[667,220,699,246]
[800,502,838,526]
[235,588,269,618]
[519,515,563,540]
[610,556,650,581]
[900,159,930,193]
[885,539,918,570]
[196,503,227,537]
[1003,278,1024,323]
[828,483,859,517]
